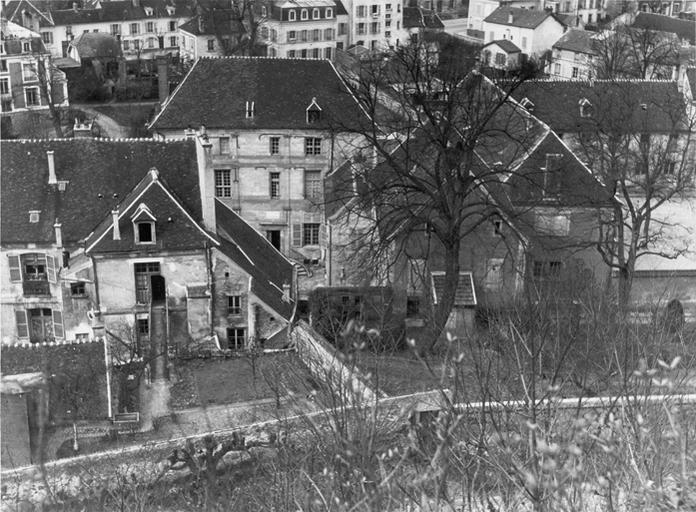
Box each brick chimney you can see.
[112,210,121,240]
[47,150,57,184]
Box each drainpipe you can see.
[205,241,215,335]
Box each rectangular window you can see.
[532,260,562,282]
[25,87,40,106]
[70,281,86,297]
[357,23,366,34]
[227,328,246,350]
[137,317,149,340]
[134,262,160,304]
[357,5,367,16]
[228,295,242,314]
[207,39,215,51]
[288,30,296,42]
[371,4,380,14]
[312,48,320,58]
[1,98,11,111]
[0,78,8,95]
[324,47,332,59]
[246,101,255,118]
[219,136,230,154]
[304,170,321,199]
[215,169,232,197]
[301,49,307,58]
[572,66,579,78]
[111,24,120,35]
[301,30,308,42]
[495,52,506,66]
[312,29,320,41]
[303,223,320,245]
[169,36,177,47]
[554,62,561,75]
[270,136,280,154]
[41,32,53,44]
[338,23,347,35]
[22,63,37,81]
[270,171,281,198]
[1,59,7,72]
[169,21,177,31]
[305,137,321,155]
[406,297,420,317]
[133,40,140,51]
[130,23,140,35]
[146,21,154,32]
[136,222,154,243]
[123,40,130,50]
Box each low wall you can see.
[290,321,383,403]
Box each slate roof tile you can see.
[149,57,368,131]
[632,12,696,45]
[1,139,200,245]
[483,7,561,29]
[552,28,596,54]
[484,39,521,53]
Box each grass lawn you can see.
[170,352,318,409]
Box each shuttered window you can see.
[15,310,28,338]
[52,310,64,339]
[8,255,21,281]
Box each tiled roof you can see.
[149,57,369,131]
[215,200,295,320]
[69,32,123,59]
[178,10,245,36]
[85,169,217,254]
[2,37,46,55]
[49,0,193,26]
[483,39,521,53]
[510,79,688,133]
[431,271,477,306]
[632,12,696,45]
[402,7,444,29]
[483,7,560,29]
[1,139,200,245]
[552,28,595,54]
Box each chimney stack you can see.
[112,210,121,240]
[47,150,57,184]
[54,221,63,247]
[282,281,292,303]
[508,12,514,23]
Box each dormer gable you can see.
[306,97,322,124]
[144,6,154,16]
[579,97,593,118]
[131,203,157,244]
[520,97,535,112]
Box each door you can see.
[266,230,281,251]
[151,275,166,302]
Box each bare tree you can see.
[191,0,267,57]
[592,24,681,79]
[327,44,552,350]
[569,81,695,308]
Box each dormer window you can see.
[306,97,322,124]
[313,8,320,18]
[29,210,41,223]
[301,9,308,19]
[131,203,156,244]
[326,7,333,17]
[261,5,267,16]
[579,98,593,118]
[245,101,255,118]
[144,6,153,16]
[289,9,296,20]
[166,5,175,15]
[520,97,535,112]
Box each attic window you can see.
[29,210,41,223]
[520,97,535,112]
[245,101,255,118]
[131,203,156,245]
[579,98,593,118]
[301,8,308,19]
[144,6,153,15]
[306,97,322,124]
[166,5,175,15]
[640,103,648,110]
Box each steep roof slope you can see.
[149,57,368,131]
[215,200,295,320]
[552,28,596,54]
[510,79,687,133]
[484,6,562,29]
[1,139,200,245]
[632,12,696,45]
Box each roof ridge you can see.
[3,338,104,348]
[196,55,332,61]
[524,78,677,83]
[2,137,191,143]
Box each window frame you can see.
[70,281,87,297]
[24,86,40,107]
[304,137,322,155]
[269,171,281,198]
[227,295,242,314]
[130,22,140,35]
[270,136,280,154]
[304,170,322,199]
[214,169,232,197]
[289,9,297,20]
[302,223,320,246]
[135,221,156,244]
[301,8,309,19]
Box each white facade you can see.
[342,0,407,50]
[482,15,566,56]
[547,46,594,78]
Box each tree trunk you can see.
[426,240,461,352]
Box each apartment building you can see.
[261,0,349,58]
[342,0,407,50]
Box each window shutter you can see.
[46,255,56,283]
[15,310,28,338]
[8,255,21,281]
[52,310,64,339]
[292,224,302,247]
